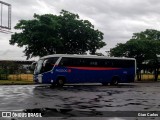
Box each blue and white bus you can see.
[33,54,136,86]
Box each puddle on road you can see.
[32,84,159,112]
[1,84,160,119]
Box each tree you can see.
[110,29,160,81]
[10,10,106,59]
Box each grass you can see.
[0,74,34,85]
[0,80,34,85]
[8,74,33,81]
[138,74,160,81]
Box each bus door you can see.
[40,57,59,84]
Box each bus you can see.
[33,54,136,86]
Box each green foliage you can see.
[10,10,106,59]
[0,62,9,80]
[110,29,160,64]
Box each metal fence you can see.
[0,60,34,81]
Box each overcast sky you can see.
[1,0,160,60]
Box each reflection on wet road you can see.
[0,82,160,120]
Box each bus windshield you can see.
[34,57,59,74]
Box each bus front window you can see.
[34,59,44,74]
[34,57,59,74]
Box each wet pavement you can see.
[0,82,160,120]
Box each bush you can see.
[0,69,9,80]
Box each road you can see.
[0,82,160,120]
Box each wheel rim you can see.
[58,79,64,85]
[111,78,118,85]
[114,80,118,85]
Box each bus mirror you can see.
[31,62,37,70]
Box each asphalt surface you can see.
[0,82,160,120]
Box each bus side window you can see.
[59,58,65,66]
[97,59,104,67]
[88,59,98,67]
[90,61,98,66]
[59,57,72,67]
[104,60,113,67]
[60,62,64,66]
[43,57,59,72]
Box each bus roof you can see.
[40,54,135,60]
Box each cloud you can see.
[0,49,24,60]
[1,0,160,59]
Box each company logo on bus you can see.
[55,69,71,73]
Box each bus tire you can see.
[110,77,119,86]
[51,83,56,87]
[56,77,65,87]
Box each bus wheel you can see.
[110,77,119,86]
[51,83,56,88]
[56,77,65,87]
